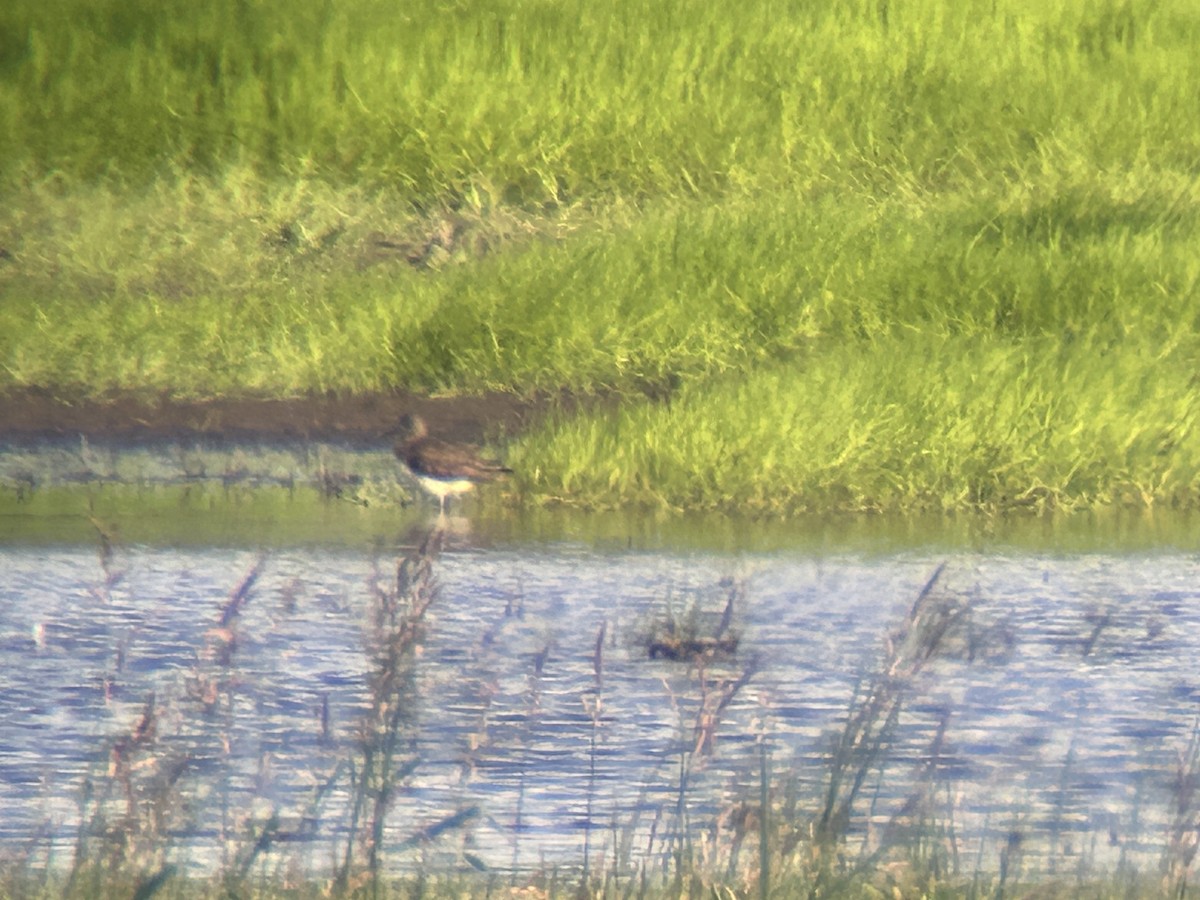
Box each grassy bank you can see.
[513,331,1199,514]
[1,0,1198,513]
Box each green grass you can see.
[1,0,1198,514]
[512,331,1199,514]
[3,0,1198,193]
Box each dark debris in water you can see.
[647,634,739,661]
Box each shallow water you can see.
[2,519,1199,880]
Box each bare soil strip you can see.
[0,389,543,445]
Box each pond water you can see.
[1,491,1198,883]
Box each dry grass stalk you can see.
[814,565,958,846]
[1163,721,1200,897]
[61,554,277,900]
[692,659,757,758]
[335,528,455,893]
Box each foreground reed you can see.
[334,529,482,894]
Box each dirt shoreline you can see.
[0,388,546,446]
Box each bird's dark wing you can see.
[403,437,511,481]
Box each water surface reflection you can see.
[1,537,1198,878]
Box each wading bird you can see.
[393,413,511,512]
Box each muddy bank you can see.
[0,388,546,446]
[0,388,560,493]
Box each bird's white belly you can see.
[417,475,477,499]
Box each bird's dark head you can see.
[396,413,429,442]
